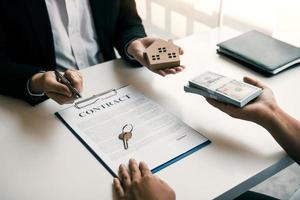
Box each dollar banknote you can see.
[185,71,263,107]
[192,71,224,88]
[216,80,259,101]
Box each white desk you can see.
[0,28,297,200]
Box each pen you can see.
[54,70,82,98]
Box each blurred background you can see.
[136,0,300,46]
[136,0,300,199]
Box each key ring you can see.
[122,124,133,133]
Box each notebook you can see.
[217,30,300,75]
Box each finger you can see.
[113,178,125,199]
[64,70,83,92]
[155,70,166,77]
[163,68,177,74]
[46,92,75,105]
[133,51,149,67]
[128,39,147,58]
[135,50,145,61]
[173,66,185,72]
[129,159,141,182]
[179,47,184,55]
[44,78,72,97]
[118,164,131,190]
[65,69,83,79]
[139,161,151,177]
[243,76,268,89]
[142,37,157,46]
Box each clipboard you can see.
[56,85,211,177]
[56,86,125,177]
[74,86,127,109]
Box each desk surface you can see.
[0,28,297,200]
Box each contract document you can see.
[56,86,210,177]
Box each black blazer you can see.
[0,0,146,105]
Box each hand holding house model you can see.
[143,39,181,70]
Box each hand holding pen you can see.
[29,69,83,105]
[54,70,82,98]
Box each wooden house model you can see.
[143,39,181,70]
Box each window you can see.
[136,0,300,46]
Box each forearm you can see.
[115,25,146,64]
[114,0,146,62]
[0,62,48,105]
[261,105,300,164]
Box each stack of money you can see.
[184,71,263,108]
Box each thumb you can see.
[141,37,157,47]
[135,51,148,67]
[243,76,267,89]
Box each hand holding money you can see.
[206,76,278,125]
[207,77,300,165]
[184,71,262,108]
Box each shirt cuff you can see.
[27,77,45,97]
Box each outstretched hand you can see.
[127,37,185,77]
[206,77,278,125]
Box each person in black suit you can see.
[0,0,184,106]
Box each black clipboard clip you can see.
[74,89,118,109]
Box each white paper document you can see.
[56,86,210,177]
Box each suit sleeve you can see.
[114,0,147,66]
[0,18,48,106]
